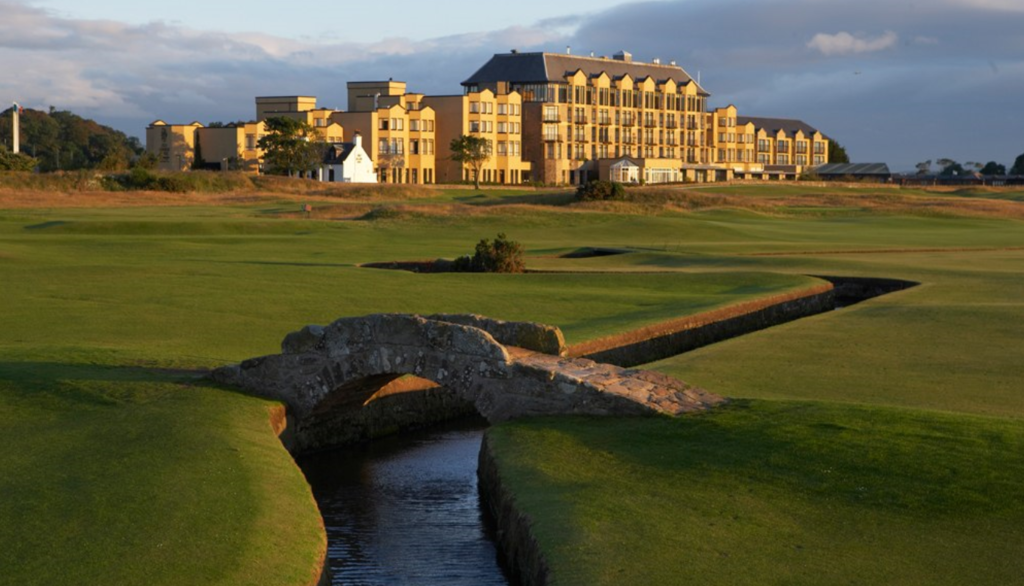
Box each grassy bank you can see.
[488,402,1024,586]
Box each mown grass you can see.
[0,198,815,585]
[3,182,1023,585]
[488,402,1024,586]
[479,189,1024,585]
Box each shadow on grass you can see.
[506,400,1024,516]
[455,191,578,207]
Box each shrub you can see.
[454,233,525,273]
[577,180,626,201]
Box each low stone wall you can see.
[571,283,836,368]
[425,313,567,356]
[478,435,550,586]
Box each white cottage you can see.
[318,133,377,183]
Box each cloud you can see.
[3,0,1023,172]
[807,31,898,56]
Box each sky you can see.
[3,0,1023,172]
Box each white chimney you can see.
[566,45,572,55]
[353,132,362,148]
[652,58,661,65]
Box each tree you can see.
[0,145,37,171]
[1010,153,1024,176]
[257,117,326,177]
[449,134,489,189]
[980,161,1006,176]
[827,140,850,164]
[936,158,965,177]
[0,106,142,172]
[915,160,932,175]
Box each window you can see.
[379,119,390,130]
[470,102,480,113]
[484,102,493,114]
[777,154,789,165]
[498,103,508,115]
[410,139,420,155]
[498,122,508,134]
[470,121,481,133]
[410,120,420,131]
[758,139,770,152]
[777,140,789,152]
[497,141,508,156]
[543,106,559,122]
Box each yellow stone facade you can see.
[330,82,437,184]
[146,121,202,172]
[145,49,830,185]
[424,88,531,185]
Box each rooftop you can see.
[463,51,709,95]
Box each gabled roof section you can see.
[739,116,820,136]
[463,52,709,95]
[324,142,357,164]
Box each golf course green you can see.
[1,181,1022,585]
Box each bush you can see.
[577,180,626,201]
[454,233,525,273]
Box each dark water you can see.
[296,418,511,586]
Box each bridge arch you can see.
[213,314,723,450]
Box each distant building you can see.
[317,133,377,183]
[423,88,531,185]
[736,116,829,180]
[462,49,713,185]
[330,81,437,184]
[146,48,837,185]
[815,163,892,182]
[146,121,202,171]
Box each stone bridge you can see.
[212,314,724,448]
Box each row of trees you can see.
[916,154,1024,177]
[0,106,144,172]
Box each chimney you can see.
[566,45,572,55]
[613,50,632,63]
[652,58,661,65]
[353,132,362,149]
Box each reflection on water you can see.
[297,418,510,586]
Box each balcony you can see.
[644,120,659,128]
[621,119,636,127]
[542,114,561,123]
[573,117,589,125]
[543,134,563,142]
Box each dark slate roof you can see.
[738,116,820,136]
[815,163,892,176]
[463,52,708,95]
[323,142,357,164]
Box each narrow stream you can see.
[296,417,510,586]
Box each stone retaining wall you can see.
[571,283,836,368]
[478,435,550,586]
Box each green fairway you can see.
[2,184,1023,585]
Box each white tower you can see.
[11,102,20,154]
